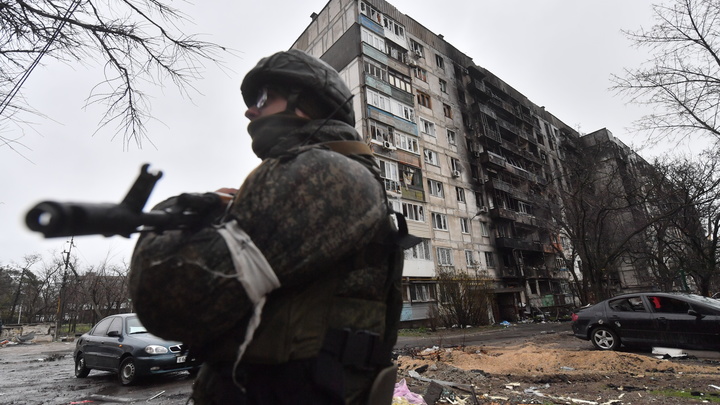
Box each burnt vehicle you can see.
[571,292,720,351]
[73,313,200,385]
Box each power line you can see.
[0,0,83,118]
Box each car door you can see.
[82,317,114,368]
[647,295,705,349]
[95,316,125,369]
[688,302,720,350]
[605,296,657,346]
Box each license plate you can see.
[177,355,187,363]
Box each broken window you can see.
[419,117,436,136]
[424,149,439,165]
[427,178,443,197]
[410,39,424,57]
[435,54,445,70]
[414,66,428,82]
[417,90,431,108]
[402,202,425,222]
[447,129,456,145]
[405,238,432,260]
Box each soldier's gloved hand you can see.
[151,192,231,230]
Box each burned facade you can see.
[289,0,651,325]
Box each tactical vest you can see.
[240,141,408,363]
[236,141,419,403]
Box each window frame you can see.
[405,238,432,260]
[460,217,470,233]
[424,149,439,166]
[435,54,445,70]
[427,179,444,197]
[436,247,453,265]
[442,103,452,118]
[455,187,465,203]
[402,202,425,222]
[447,129,456,145]
[419,117,436,136]
[417,90,432,108]
[432,212,448,230]
[484,251,496,267]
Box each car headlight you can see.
[144,345,169,354]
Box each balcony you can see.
[481,127,502,144]
[526,267,551,278]
[467,79,491,99]
[478,151,506,169]
[471,101,496,120]
[514,213,539,228]
[495,237,544,252]
[496,117,519,136]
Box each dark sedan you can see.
[571,292,720,351]
[73,313,200,385]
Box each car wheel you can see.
[75,353,90,378]
[591,326,620,351]
[119,357,138,386]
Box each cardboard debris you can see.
[651,347,687,359]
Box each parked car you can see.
[571,292,720,351]
[73,313,200,385]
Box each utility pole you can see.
[54,237,74,342]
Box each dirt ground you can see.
[395,330,720,404]
[3,326,720,404]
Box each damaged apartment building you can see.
[288,0,639,325]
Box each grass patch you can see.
[651,389,720,402]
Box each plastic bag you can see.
[392,378,427,405]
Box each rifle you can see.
[25,164,221,238]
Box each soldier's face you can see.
[245,88,288,121]
[245,87,311,121]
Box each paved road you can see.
[396,321,720,361]
[396,321,566,349]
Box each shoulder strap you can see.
[319,140,373,156]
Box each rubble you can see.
[394,336,720,404]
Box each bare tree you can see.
[543,135,677,304]
[76,260,130,324]
[1,0,226,150]
[7,254,41,322]
[654,150,720,295]
[436,268,494,327]
[612,0,720,147]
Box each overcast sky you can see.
[1,0,687,268]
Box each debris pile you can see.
[393,342,720,404]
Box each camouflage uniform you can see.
[130,50,404,405]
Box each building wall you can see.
[290,0,657,324]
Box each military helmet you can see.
[241,49,355,126]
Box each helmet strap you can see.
[284,90,302,116]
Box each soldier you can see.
[130,49,416,404]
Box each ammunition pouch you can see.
[321,328,393,371]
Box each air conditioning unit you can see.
[451,170,461,178]
[383,140,395,149]
[478,206,489,213]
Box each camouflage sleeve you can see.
[229,148,386,287]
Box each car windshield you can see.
[681,294,720,309]
[126,316,148,334]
